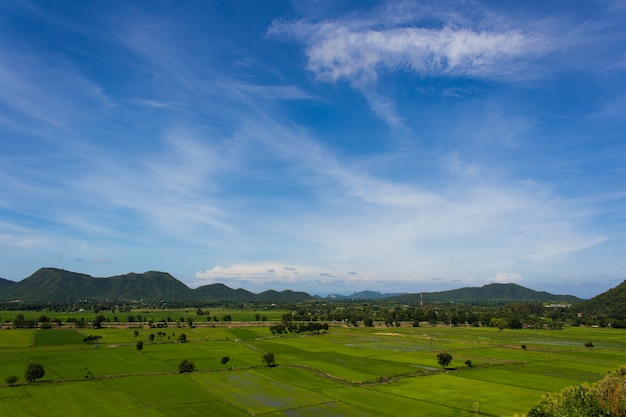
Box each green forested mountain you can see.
[387,283,582,303]
[580,280,626,319]
[255,289,314,303]
[1,268,194,302]
[0,268,590,304]
[104,271,195,300]
[2,268,99,301]
[0,277,14,290]
[0,268,316,303]
[193,283,256,302]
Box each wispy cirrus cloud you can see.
[268,10,549,86]
[0,45,113,138]
[266,3,552,130]
[0,222,50,249]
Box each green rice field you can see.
[1,324,624,416]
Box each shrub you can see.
[5,375,18,386]
[262,352,275,367]
[178,359,195,373]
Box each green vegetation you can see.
[1,324,625,416]
[0,268,312,303]
[5,375,18,386]
[24,363,45,383]
[527,366,626,416]
[437,352,453,368]
[1,276,625,416]
[34,329,86,346]
[261,351,276,367]
[2,270,626,415]
[178,359,195,373]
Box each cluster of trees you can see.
[269,322,329,335]
[152,331,168,341]
[273,301,600,330]
[5,363,46,385]
[83,335,102,344]
[3,293,626,331]
[134,331,186,350]
[178,359,195,373]
[12,314,37,328]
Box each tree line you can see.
[3,298,626,330]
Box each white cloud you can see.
[265,5,558,131]
[197,263,300,281]
[362,91,406,130]
[195,263,353,287]
[489,272,522,284]
[269,19,543,85]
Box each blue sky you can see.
[1,1,625,298]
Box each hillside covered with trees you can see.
[1,268,583,304]
[578,280,626,320]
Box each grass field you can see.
[1,324,624,416]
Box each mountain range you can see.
[0,267,589,304]
[0,268,310,303]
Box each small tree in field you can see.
[262,352,275,367]
[5,375,18,386]
[178,359,195,373]
[25,363,45,383]
[136,340,143,352]
[221,356,230,365]
[178,333,187,343]
[437,352,453,368]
